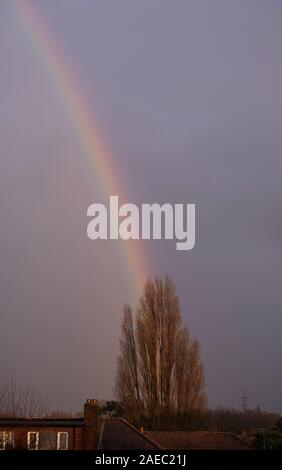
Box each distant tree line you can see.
[205,406,278,434]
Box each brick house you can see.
[0,399,99,450]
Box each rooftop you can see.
[0,417,84,427]
[98,418,160,450]
[144,431,254,450]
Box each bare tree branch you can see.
[0,378,48,417]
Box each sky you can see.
[0,0,282,413]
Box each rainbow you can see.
[14,0,150,296]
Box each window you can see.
[39,431,57,450]
[57,432,68,450]
[27,431,68,450]
[27,432,38,450]
[0,432,14,450]
[5,432,14,449]
[0,432,5,450]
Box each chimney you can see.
[83,399,99,449]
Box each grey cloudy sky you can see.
[0,0,281,413]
